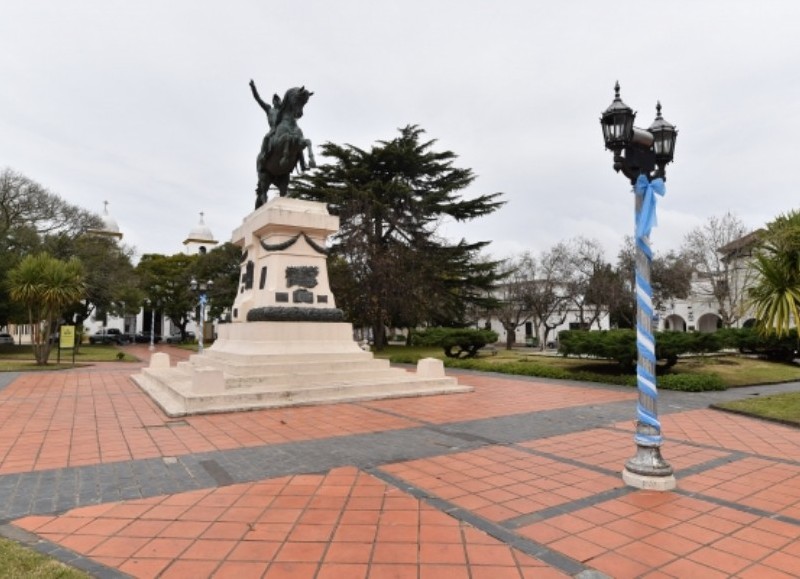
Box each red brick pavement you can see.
[3,348,800,578]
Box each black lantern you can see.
[600,81,636,152]
[648,101,677,166]
[190,278,213,293]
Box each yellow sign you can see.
[59,326,75,349]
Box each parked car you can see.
[134,331,162,344]
[165,330,195,344]
[0,333,14,345]
[88,328,130,345]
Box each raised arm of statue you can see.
[250,79,270,113]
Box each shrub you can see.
[656,332,721,367]
[656,373,726,392]
[558,329,636,371]
[411,327,498,358]
[387,351,425,364]
[559,329,730,371]
[443,357,726,391]
[716,327,799,362]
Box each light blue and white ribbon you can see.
[633,174,665,446]
[633,174,665,259]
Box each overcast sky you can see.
[2,1,798,263]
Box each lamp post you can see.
[190,277,213,354]
[601,82,678,491]
[144,299,156,351]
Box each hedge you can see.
[716,328,799,362]
[411,327,499,359]
[441,357,725,391]
[558,329,730,371]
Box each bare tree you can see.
[1,168,103,328]
[562,237,609,330]
[615,236,693,328]
[0,168,100,240]
[681,212,755,328]
[529,245,571,349]
[492,252,537,350]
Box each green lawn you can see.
[0,537,89,578]
[0,344,138,371]
[375,345,800,389]
[714,392,800,426]
[672,355,800,387]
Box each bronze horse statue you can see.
[250,80,316,208]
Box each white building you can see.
[82,209,219,342]
[657,231,761,333]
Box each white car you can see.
[0,333,14,345]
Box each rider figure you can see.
[250,79,280,165]
[250,81,315,207]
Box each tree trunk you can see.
[372,320,386,351]
[505,326,515,350]
[34,319,54,365]
[541,327,552,350]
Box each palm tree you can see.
[749,210,800,336]
[7,253,86,364]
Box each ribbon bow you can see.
[634,174,666,240]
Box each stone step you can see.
[222,367,405,389]
[192,356,391,378]
[197,351,373,366]
[133,368,469,417]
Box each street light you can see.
[190,277,213,354]
[601,82,678,491]
[144,299,157,351]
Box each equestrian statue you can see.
[250,80,316,208]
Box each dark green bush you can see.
[656,373,726,392]
[411,327,499,358]
[558,329,636,371]
[656,332,721,367]
[559,329,729,371]
[716,328,799,362]
[387,351,425,364]
[443,357,726,391]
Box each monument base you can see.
[132,321,471,417]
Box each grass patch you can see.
[0,537,89,578]
[714,392,800,426]
[671,355,800,387]
[374,346,800,391]
[0,344,138,372]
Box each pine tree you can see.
[295,125,505,349]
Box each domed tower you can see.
[87,201,123,239]
[183,212,218,255]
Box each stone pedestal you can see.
[133,197,471,416]
[230,197,340,322]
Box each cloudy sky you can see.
[2,1,798,263]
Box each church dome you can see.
[101,207,120,234]
[186,212,215,242]
[183,212,218,255]
[88,201,123,239]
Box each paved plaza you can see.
[1,344,800,578]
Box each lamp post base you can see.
[623,468,676,491]
[623,445,676,491]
